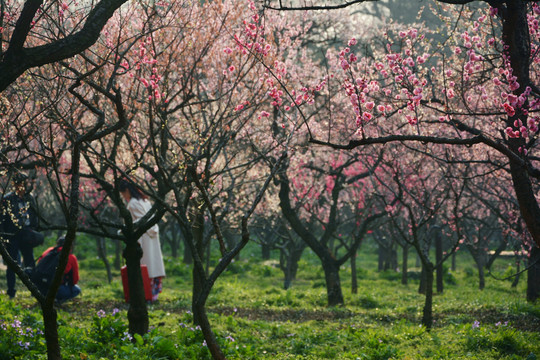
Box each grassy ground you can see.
[1,240,539,359]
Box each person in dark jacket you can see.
[37,235,81,304]
[1,173,39,299]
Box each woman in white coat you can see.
[118,179,166,302]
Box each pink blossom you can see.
[503,103,515,117]
[260,111,270,118]
[228,65,236,72]
[509,81,520,91]
[234,104,244,111]
[377,105,386,113]
[365,101,375,110]
[223,47,233,54]
[348,38,357,47]
[362,112,373,122]
[406,115,417,125]
[505,127,520,138]
[341,60,350,71]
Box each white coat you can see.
[127,197,166,279]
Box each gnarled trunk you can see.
[123,240,148,336]
[402,244,409,285]
[42,304,61,360]
[527,246,540,302]
[502,3,540,249]
[322,259,344,306]
[421,263,434,330]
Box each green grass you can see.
[1,241,539,359]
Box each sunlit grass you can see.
[1,240,538,359]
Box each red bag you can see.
[120,264,152,302]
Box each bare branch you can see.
[264,0,378,11]
[0,0,128,92]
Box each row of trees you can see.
[1,0,538,359]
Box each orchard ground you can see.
[1,238,539,359]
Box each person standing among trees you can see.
[118,179,166,302]
[0,172,41,299]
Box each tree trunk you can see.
[283,243,304,289]
[193,299,225,360]
[42,303,61,359]
[378,243,385,271]
[435,228,443,294]
[262,242,271,260]
[322,259,344,306]
[170,228,179,259]
[511,260,520,288]
[190,213,226,360]
[422,263,434,330]
[389,247,398,271]
[114,239,122,270]
[206,237,211,278]
[477,253,486,291]
[402,245,409,285]
[451,252,456,272]
[527,246,540,302]
[419,264,426,294]
[478,262,485,291]
[96,237,112,283]
[123,240,148,336]
[351,252,358,294]
[183,237,193,264]
[502,3,540,249]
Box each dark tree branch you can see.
[264,0,378,11]
[0,0,128,92]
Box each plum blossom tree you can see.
[372,145,464,329]
[280,3,540,250]
[0,46,124,360]
[258,2,540,302]
[50,0,309,357]
[275,147,387,306]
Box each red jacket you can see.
[39,246,79,285]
